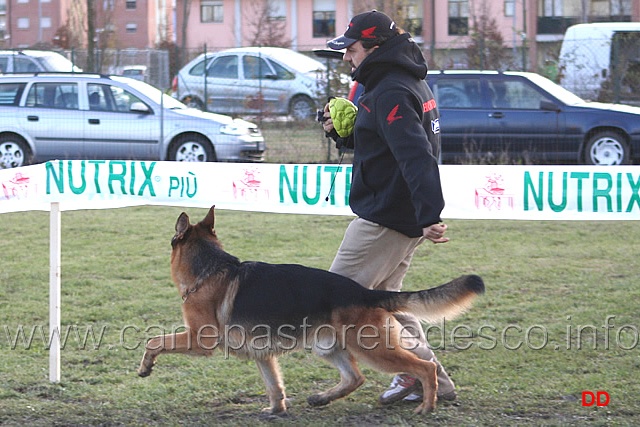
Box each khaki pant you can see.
[329,217,455,395]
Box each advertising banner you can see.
[1,160,639,220]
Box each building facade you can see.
[0,0,638,72]
[0,0,173,49]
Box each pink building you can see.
[1,0,172,49]
[0,0,638,72]
[174,0,639,71]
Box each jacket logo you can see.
[431,118,440,134]
[361,26,377,39]
[386,105,403,125]
[423,99,436,112]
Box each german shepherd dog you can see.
[138,206,484,415]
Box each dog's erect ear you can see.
[174,212,190,240]
[201,205,216,233]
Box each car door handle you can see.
[489,112,504,119]
[27,115,39,121]
[88,118,100,124]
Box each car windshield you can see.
[111,76,187,109]
[268,50,326,74]
[520,72,586,106]
[35,53,80,72]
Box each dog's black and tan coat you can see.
[138,206,484,415]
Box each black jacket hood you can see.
[352,33,428,87]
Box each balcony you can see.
[538,15,632,35]
[537,17,578,35]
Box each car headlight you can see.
[220,123,249,135]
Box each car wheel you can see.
[168,134,216,162]
[584,131,629,165]
[183,96,205,110]
[0,135,31,169]
[289,95,315,120]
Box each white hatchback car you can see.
[0,50,81,73]
[173,47,327,120]
[0,73,265,169]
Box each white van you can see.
[558,22,640,100]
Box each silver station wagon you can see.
[0,73,265,169]
[173,47,327,120]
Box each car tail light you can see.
[171,75,178,92]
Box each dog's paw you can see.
[307,394,331,407]
[261,407,288,417]
[413,402,435,415]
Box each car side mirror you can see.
[130,102,150,113]
[540,100,560,112]
[264,73,278,80]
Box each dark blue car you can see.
[348,70,640,165]
[427,70,640,165]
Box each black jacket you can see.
[338,33,444,237]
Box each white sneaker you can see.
[403,389,458,402]
[403,392,422,402]
[379,374,421,405]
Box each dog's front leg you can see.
[255,356,287,415]
[138,329,213,377]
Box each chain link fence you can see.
[558,28,640,106]
[43,40,637,166]
[63,48,172,91]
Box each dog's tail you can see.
[379,275,485,323]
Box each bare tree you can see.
[53,0,85,50]
[179,0,192,68]
[350,1,413,27]
[466,4,508,70]
[87,0,96,71]
[246,0,291,47]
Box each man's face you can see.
[343,41,377,72]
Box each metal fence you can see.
[63,48,172,91]
[26,41,634,167]
[558,29,640,105]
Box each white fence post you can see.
[49,202,61,383]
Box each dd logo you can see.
[581,390,610,407]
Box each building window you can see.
[17,17,29,29]
[611,0,632,16]
[541,0,562,16]
[126,0,136,10]
[313,11,335,37]
[268,0,286,21]
[448,0,468,35]
[313,0,335,38]
[504,0,514,17]
[40,17,51,28]
[201,0,223,23]
[125,23,137,33]
[400,0,423,38]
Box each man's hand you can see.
[423,223,449,244]
[321,102,334,133]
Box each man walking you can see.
[322,10,457,404]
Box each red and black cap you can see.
[327,10,397,50]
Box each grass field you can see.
[260,119,349,164]
[1,206,639,426]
